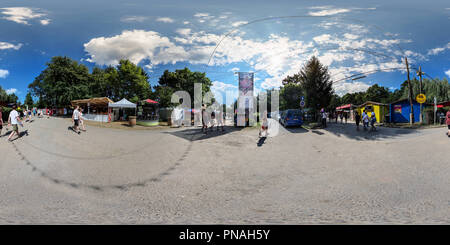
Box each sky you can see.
[0,0,449,104]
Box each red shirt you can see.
[446,111,450,125]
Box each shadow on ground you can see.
[167,126,244,141]
[320,122,419,141]
[283,125,309,134]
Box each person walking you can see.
[259,111,269,137]
[321,108,327,128]
[201,104,208,134]
[0,107,3,137]
[216,109,224,131]
[344,112,348,124]
[72,106,81,134]
[370,111,377,132]
[446,109,450,137]
[339,112,344,124]
[362,110,369,131]
[355,111,361,131]
[79,107,86,132]
[7,105,22,141]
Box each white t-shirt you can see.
[363,114,369,122]
[73,109,80,120]
[9,110,19,124]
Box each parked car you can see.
[279,109,303,127]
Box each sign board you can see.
[394,105,402,113]
[416,94,426,104]
[238,72,254,109]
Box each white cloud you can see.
[427,42,450,55]
[194,13,210,18]
[445,69,450,78]
[0,7,50,25]
[183,21,190,25]
[40,19,51,25]
[211,80,237,91]
[156,17,174,23]
[309,8,351,16]
[84,27,418,95]
[175,28,191,36]
[84,30,190,66]
[231,21,248,27]
[0,69,9,78]
[6,88,17,94]
[121,16,148,23]
[0,41,22,50]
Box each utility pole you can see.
[405,57,414,125]
[417,66,423,124]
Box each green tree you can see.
[113,59,151,101]
[28,56,91,107]
[24,92,34,108]
[279,83,303,110]
[364,84,390,103]
[7,93,18,104]
[154,67,213,108]
[284,56,334,116]
[0,85,8,102]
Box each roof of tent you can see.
[143,99,158,104]
[109,98,136,108]
[71,97,113,107]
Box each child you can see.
[259,111,269,137]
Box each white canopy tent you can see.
[109,98,137,120]
[109,98,137,108]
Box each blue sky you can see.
[0,0,449,104]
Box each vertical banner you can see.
[237,72,255,126]
[238,72,254,108]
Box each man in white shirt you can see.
[72,106,81,134]
[362,110,369,131]
[8,105,22,141]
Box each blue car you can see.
[279,109,303,127]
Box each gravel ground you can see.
[0,117,449,224]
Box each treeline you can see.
[27,56,213,108]
[0,86,19,105]
[339,78,450,106]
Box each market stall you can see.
[71,97,113,122]
[108,98,137,121]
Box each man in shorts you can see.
[72,106,81,134]
[7,105,22,141]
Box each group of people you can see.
[354,110,377,132]
[321,108,377,131]
[201,104,225,134]
[71,105,86,134]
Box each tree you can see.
[279,83,303,110]
[284,56,334,115]
[28,56,91,107]
[113,59,151,101]
[24,92,34,108]
[154,67,213,108]
[7,93,18,104]
[365,84,390,103]
[0,85,8,102]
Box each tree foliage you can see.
[24,92,34,108]
[154,67,213,108]
[28,57,153,107]
[283,56,334,113]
